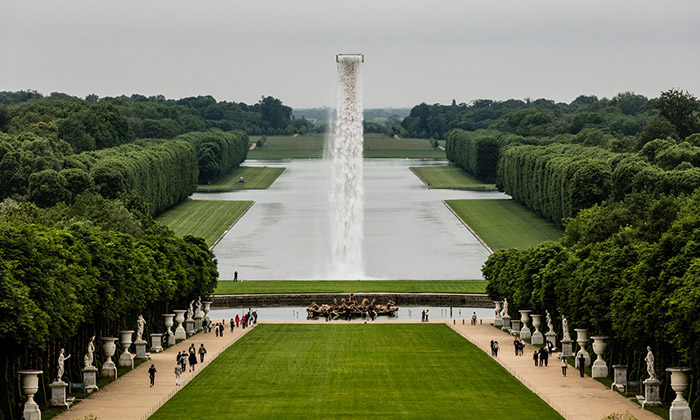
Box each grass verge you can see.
[410,166,497,190]
[197,166,285,192]
[156,200,253,247]
[445,199,563,250]
[214,280,487,295]
[150,324,564,420]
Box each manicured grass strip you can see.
[445,199,562,250]
[197,166,285,192]
[151,324,564,420]
[214,280,487,295]
[156,199,253,247]
[410,166,497,190]
[247,133,445,159]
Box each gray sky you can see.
[1,0,699,108]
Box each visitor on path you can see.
[471,312,477,325]
[234,271,238,281]
[425,309,430,322]
[493,341,499,357]
[538,348,545,366]
[490,340,495,356]
[219,322,224,337]
[148,364,157,387]
[533,350,539,367]
[235,314,240,328]
[421,310,426,322]
[561,357,567,377]
[542,349,549,367]
[174,363,182,386]
[163,330,170,347]
[514,338,519,356]
[253,310,258,324]
[215,323,219,337]
[202,319,208,333]
[230,318,234,333]
[578,354,585,377]
[188,349,197,372]
[198,344,207,363]
[179,352,187,372]
[519,339,525,356]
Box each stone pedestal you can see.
[493,301,503,327]
[510,319,521,336]
[501,314,511,332]
[667,367,692,420]
[150,333,163,353]
[101,337,118,379]
[134,340,148,359]
[18,370,42,420]
[611,365,627,392]
[574,328,591,368]
[82,366,99,394]
[49,381,69,408]
[163,313,176,345]
[590,336,609,378]
[545,331,557,348]
[561,339,574,358]
[174,310,187,340]
[519,310,532,340]
[118,330,134,369]
[642,378,662,408]
[530,314,544,345]
[185,319,195,336]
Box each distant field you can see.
[197,166,285,192]
[214,280,487,295]
[445,199,563,250]
[248,133,445,159]
[151,324,563,420]
[410,166,497,190]
[156,200,253,247]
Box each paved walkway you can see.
[55,320,256,420]
[448,319,661,420]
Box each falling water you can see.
[328,54,364,279]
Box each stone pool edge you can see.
[212,293,493,308]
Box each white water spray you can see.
[329,54,364,279]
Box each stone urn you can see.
[519,310,532,340]
[590,336,608,378]
[163,313,176,346]
[174,309,187,340]
[101,337,118,379]
[118,330,134,369]
[666,367,692,420]
[493,301,503,327]
[202,301,212,321]
[530,314,544,345]
[574,328,590,368]
[18,370,42,420]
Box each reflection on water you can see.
[210,306,495,322]
[197,159,508,280]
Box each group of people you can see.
[421,309,430,322]
[532,347,550,367]
[513,338,526,355]
[173,343,207,385]
[202,311,258,337]
[489,340,500,357]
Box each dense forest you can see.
[444,88,700,414]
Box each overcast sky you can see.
[1,0,699,109]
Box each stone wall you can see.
[212,293,493,308]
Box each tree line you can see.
[0,194,218,420]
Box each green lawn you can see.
[247,133,445,159]
[445,199,563,250]
[151,324,564,420]
[214,280,487,295]
[156,199,253,247]
[197,166,285,192]
[410,166,497,190]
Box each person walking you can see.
[174,363,182,386]
[533,350,539,367]
[561,357,567,377]
[230,318,234,333]
[578,354,586,377]
[189,348,198,372]
[542,348,549,367]
[148,364,157,387]
[198,344,207,363]
[180,352,187,372]
[219,322,224,337]
[421,310,426,322]
[490,340,495,356]
[235,314,240,328]
[538,348,545,366]
[425,309,430,322]
[514,338,519,356]
[493,341,499,357]
[215,322,219,337]
[471,312,477,325]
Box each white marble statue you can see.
[136,315,146,342]
[645,346,657,380]
[195,298,202,318]
[546,310,554,333]
[57,348,71,382]
[502,299,508,316]
[562,315,571,341]
[187,300,194,321]
[84,336,95,368]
